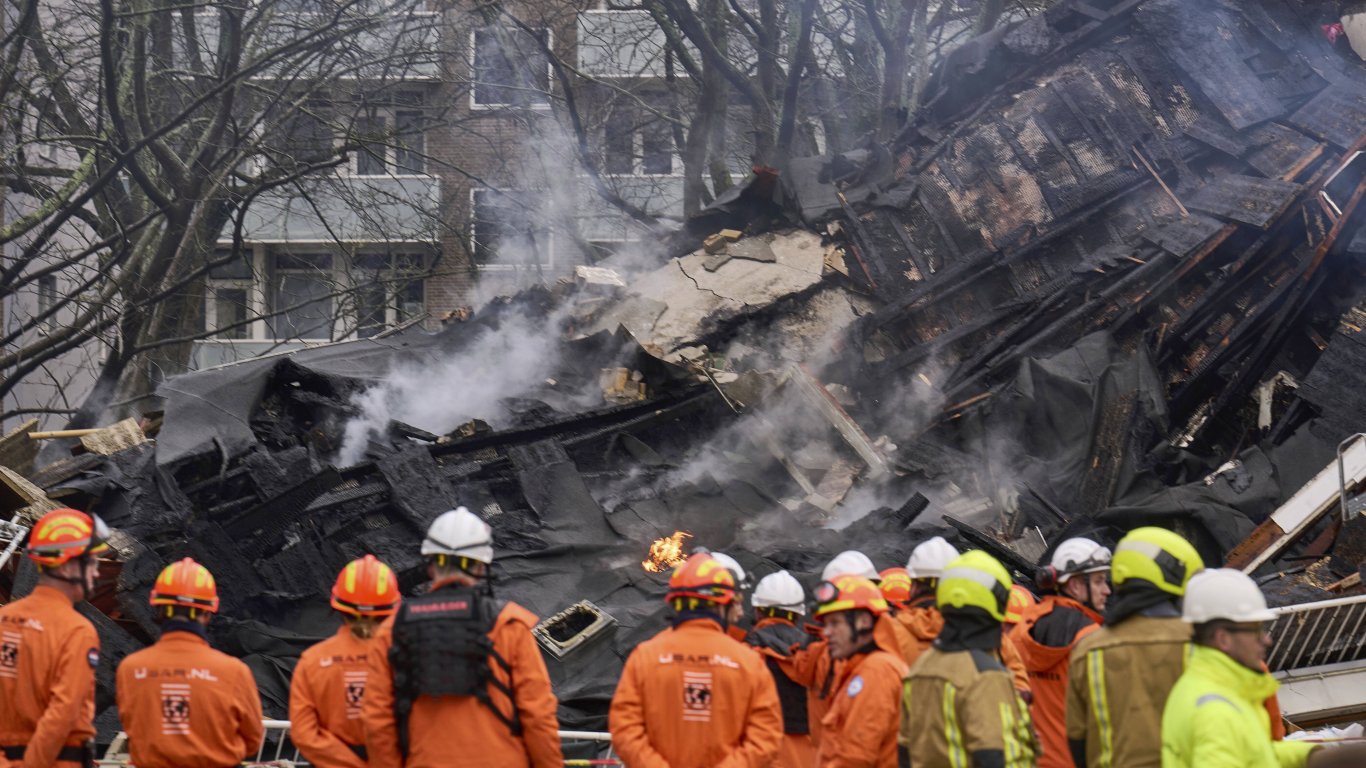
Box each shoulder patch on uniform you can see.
[969,648,1005,673]
[87,647,100,669]
[847,675,864,697]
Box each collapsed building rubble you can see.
[3,0,1366,741]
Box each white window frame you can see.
[35,275,57,334]
[469,188,557,271]
[468,27,555,111]
[205,280,257,340]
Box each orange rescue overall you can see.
[115,628,264,768]
[816,617,907,768]
[0,586,98,768]
[290,626,376,768]
[610,618,783,768]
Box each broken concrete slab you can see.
[582,230,827,357]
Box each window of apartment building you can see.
[207,250,255,340]
[277,104,335,162]
[204,249,430,341]
[471,28,551,108]
[270,253,335,340]
[602,105,674,175]
[36,275,57,332]
[353,92,426,175]
[353,252,426,337]
[471,189,551,267]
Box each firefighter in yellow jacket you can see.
[899,551,1037,768]
[1065,527,1202,768]
[1160,569,1330,768]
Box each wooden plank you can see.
[1187,174,1304,229]
[1242,438,1366,574]
[787,365,889,478]
[1288,78,1366,150]
[77,418,146,456]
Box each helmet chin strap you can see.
[45,559,93,600]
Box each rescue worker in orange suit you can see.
[1065,527,1203,768]
[900,551,1038,768]
[785,551,880,750]
[291,555,400,767]
[0,508,108,768]
[362,507,562,768]
[813,575,907,768]
[609,549,781,765]
[1008,537,1110,768]
[115,558,264,768]
[610,552,782,767]
[747,570,817,768]
[898,538,1031,697]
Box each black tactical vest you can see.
[748,623,811,735]
[389,585,521,756]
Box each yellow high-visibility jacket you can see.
[1160,646,1315,768]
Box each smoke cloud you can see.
[335,309,568,466]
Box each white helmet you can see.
[710,552,750,590]
[906,536,959,579]
[1050,538,1112,584]
[1182,568,1277,624]
[752,570,806,615]
[421,507,494,565]
[821,550,879,582]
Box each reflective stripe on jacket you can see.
[115,630,264,768]
[900,646,1038,768]
[609,618,783,768]
[0,586,98,768]
[1009,596,1101,768]
[1160,646,1315,768]
[289,626,373,768]
[1065,616,1187,768]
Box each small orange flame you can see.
[642,531,692,572]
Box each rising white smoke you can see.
[335,310,566,466]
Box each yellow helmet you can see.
[937,551,1012,622]
[1111,527,1204,596]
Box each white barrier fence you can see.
[98,720,618,767]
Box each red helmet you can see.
[666,553,737,605]
[1005,584,1037,625]
[26,508,109,567]
[814,575,890,620]
[331,555,401,617]
[149,558,220,614]
[879,567,913,609]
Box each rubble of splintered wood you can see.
[3,0,1366,741]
